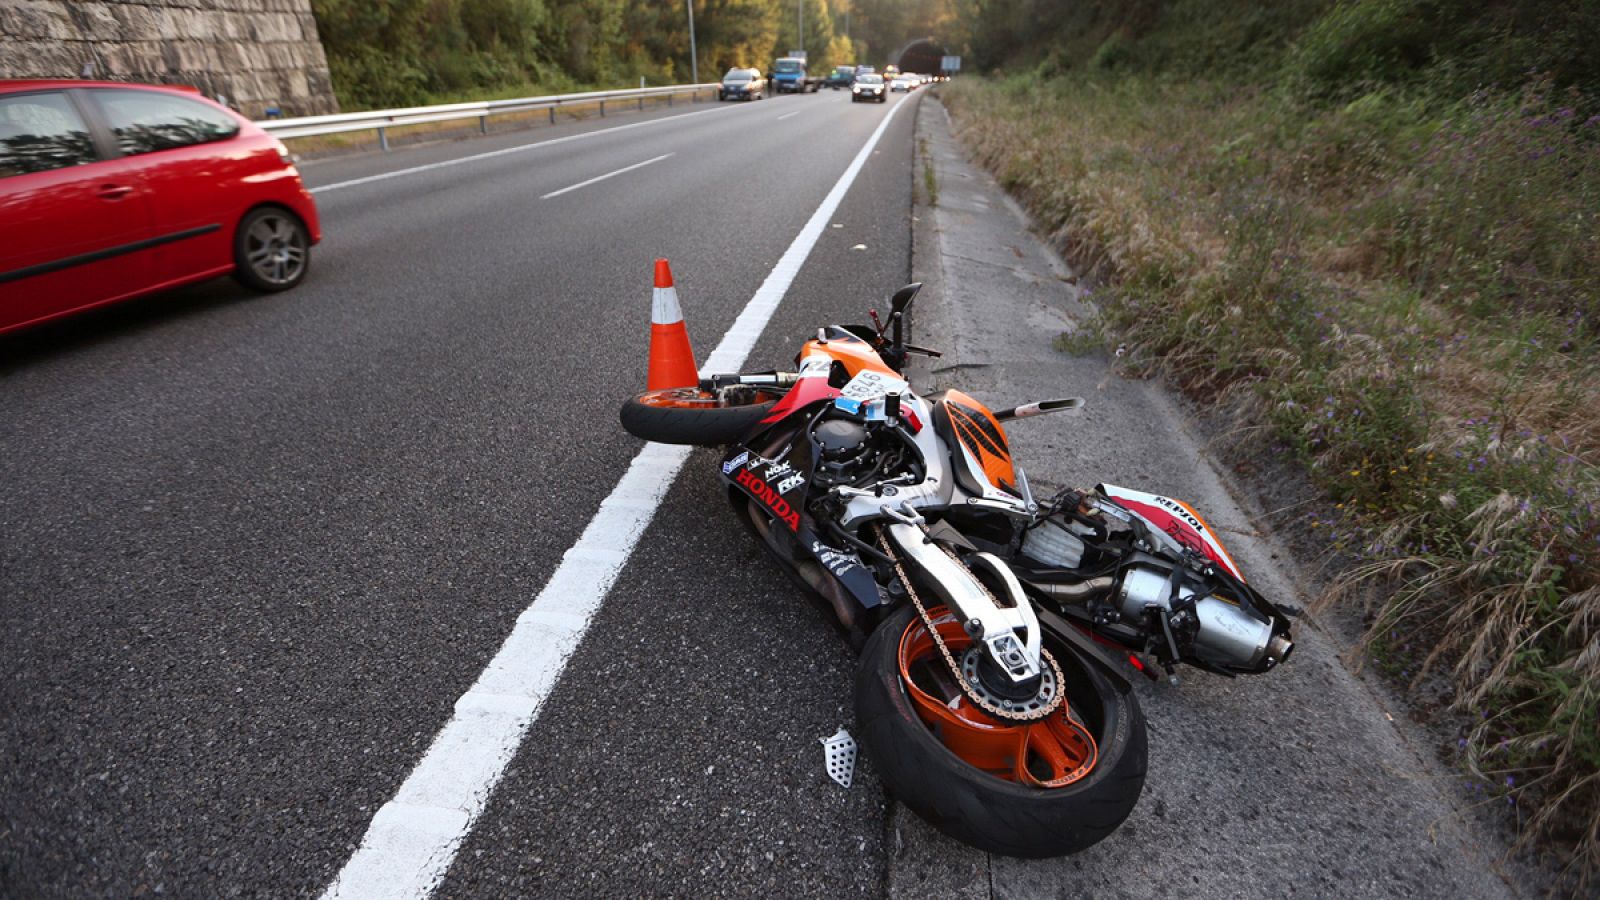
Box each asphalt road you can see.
[2,88,919,896]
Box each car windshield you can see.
[724,72,751,83]
[857,75,883,85]
[774,60,803,73]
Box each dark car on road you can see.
[851,73,887,103]
[824,65,856,90]
[717,68,766,101]
[0,79,321,335]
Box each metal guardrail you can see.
[257,83,721,150]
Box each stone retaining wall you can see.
[0,0,337,118]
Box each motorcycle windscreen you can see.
[1097,484,1246,582]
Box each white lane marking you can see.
[309,106,729,195]
[319,96,910,900]
[540,153,673,199]
[776,110,800,121]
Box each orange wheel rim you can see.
[635,388,778,409]
[897,607,1097,787]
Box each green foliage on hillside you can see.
[309,0,981,109]
[953,0,1600,101]
[311,0,871,109]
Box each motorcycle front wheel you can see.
[855,604,1147,857]
[619,386,781,446]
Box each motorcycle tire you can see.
[855,603,1147,858]
[619,387,780,447]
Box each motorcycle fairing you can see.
[758,370,838,424]
[801,328,902,380]
[1096,484,1245,583]
[721,436,885,609]
[805,534,882,607]
[929,390,1019,498]
[725,445,808,531]
[760,327,904,425]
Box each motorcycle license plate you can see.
[835,371,908,414]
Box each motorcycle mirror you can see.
[889,282,922,316]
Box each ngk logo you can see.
[736,468,801,531]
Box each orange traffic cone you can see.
[648,258,700,390]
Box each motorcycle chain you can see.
[876,529,1066,724]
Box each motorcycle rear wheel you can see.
[855,603,1147,857]
[619,387,781,446]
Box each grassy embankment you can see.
[941,5,1598,885]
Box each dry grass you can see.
[941,74,1600,888]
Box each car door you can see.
[85,88,249,288]
[0,90,155,333]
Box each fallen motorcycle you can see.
[620,281,1294,857]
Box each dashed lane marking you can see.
[540,153,673,199]
[308,106,730,195]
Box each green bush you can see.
[1284,0,1433,99]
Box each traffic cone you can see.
[648,258,699,390]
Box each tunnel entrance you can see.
[894,39,947,75]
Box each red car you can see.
[0,80,321,335]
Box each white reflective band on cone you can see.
[652,286,683,325]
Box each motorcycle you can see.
[619,282,1295,857]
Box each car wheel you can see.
[233,206,309,292]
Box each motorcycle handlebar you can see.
[699,372,799,391]
[994,398,1085,421]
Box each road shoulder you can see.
[893,92,1522,900]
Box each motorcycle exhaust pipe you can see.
[994,398,1084,421]
[1020,575,1115,602]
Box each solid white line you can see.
[319,96,911,900]
[776,110,800,121]
[309,105,730,195]
[540,153,672,199]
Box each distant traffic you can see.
[717,53,945,105]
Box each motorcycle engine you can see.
[807,412,921,490]
[1019,519,1088,570]
[814,418,871,474]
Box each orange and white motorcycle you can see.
[620,283,1294,857]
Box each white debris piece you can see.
[820,728,857,789]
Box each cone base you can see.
[647,322,699,390]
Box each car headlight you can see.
[852,85,861,93]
